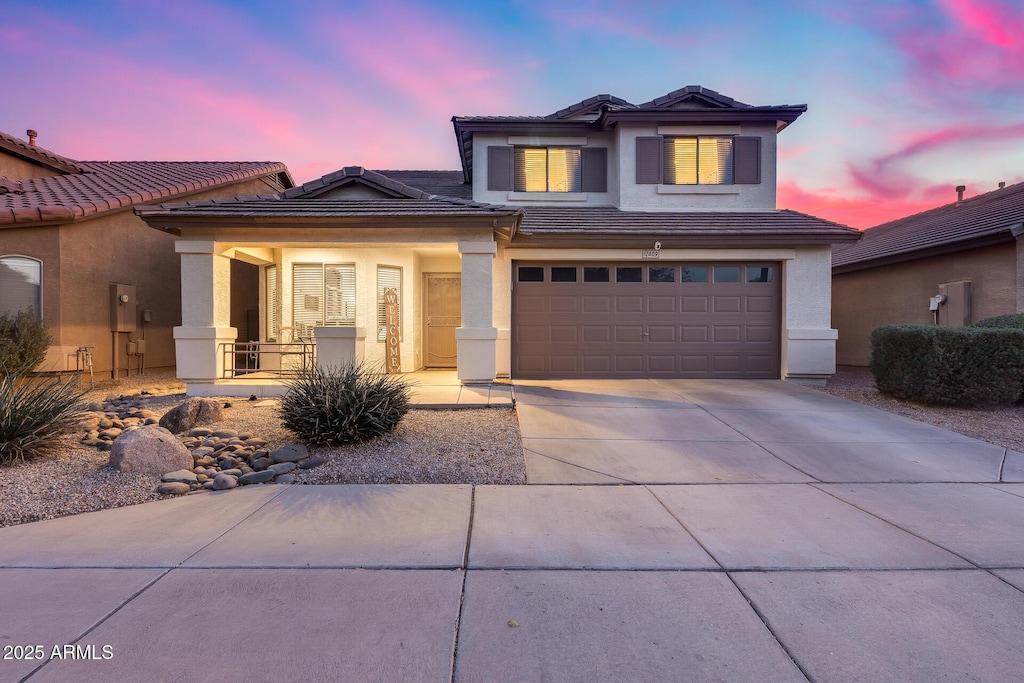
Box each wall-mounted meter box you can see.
[110,283,137,332]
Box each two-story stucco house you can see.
[136,86,860,396]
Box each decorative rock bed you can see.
[79,394,321,495]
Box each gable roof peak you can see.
[280,166,436,200]
[546,93,636,120]
[637,85,751,110]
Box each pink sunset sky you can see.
[2,0,1022,229]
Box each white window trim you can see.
[0,254,43,319]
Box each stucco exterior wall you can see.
[833,242,1019,366]
[616,124,778,211]
[782,245,838,381]
[0,226,65,368]
[471,132,616,207]
[0,151,65,180]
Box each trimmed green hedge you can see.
[870,324,1024,406]
[974,313,1024,330]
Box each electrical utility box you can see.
[938,280,972,327]
[110,283,137,332]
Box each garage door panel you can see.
[582,326,611,343]
[583,296,611,313]
[682,296,709,313]
[713,296,742,313]
[513,261,779,379]
[550,326,578,343]
[549,297,577,313]
[615,296,644,313]
[647,296,676,313]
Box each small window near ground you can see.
[583,267,610,283]
[680,265,708,283]
[551,267,577,282]
[377,265,402,341]
[713,266,741,283]
[616,267,642,283]
[518,266,544,282]
[746,266,773,283]
[0,255,42,317]
[649,267,675,283]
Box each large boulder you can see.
[158,397,224,435]
[109,425,193,477]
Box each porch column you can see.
[456,241,497,383]
[173,240,236,393]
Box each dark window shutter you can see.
[487,146,514,191]
[635,137,663,184]
[733,136,761,184]
[581,147,607,192]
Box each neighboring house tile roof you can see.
[0,159,293,226]
[832,181,1024,273]
[0,130,86,174]
[515,207,861,245]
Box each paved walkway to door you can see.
[2,379,1024,681]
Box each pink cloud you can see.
[316,1,521,119]
[778,180,955,229]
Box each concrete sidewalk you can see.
[3,379,1024,681]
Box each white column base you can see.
[783,328,838,383]
[173,326,237,382]
[456,327,498,383]
[315,326,366,371]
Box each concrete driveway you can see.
[3,379,1024,682]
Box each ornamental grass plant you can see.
[0,371,88,466]
[279,363,411,445]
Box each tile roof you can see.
[832,181,1024,272]
[281,166,440,200]
[137,197,522,220]
[373,170,471,199]
[0,130,86,174]
[516,207,861,244]
[546,94,636,120]
[0,159,292,226]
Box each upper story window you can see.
[664,137,734,185]
[636,135,761,186]
[0,255,42,318]
[488,145,607,193]
[515,147,581,192]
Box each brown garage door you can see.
[512,261,781,379]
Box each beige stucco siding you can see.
[832,242,1018,366]
[0,153,65,180]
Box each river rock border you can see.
[79,394,322,495]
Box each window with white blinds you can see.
[292,263,356,337]
[664,137,734,185]
[376,265,402,341]
[0,255,42,317]
[514,147,582,192]
[265,264,278,340]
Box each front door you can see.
[424,273,461,367]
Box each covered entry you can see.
[512,261,781,378]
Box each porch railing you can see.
[219,341,316,379]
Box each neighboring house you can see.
[832,181,1024,366]
[136,85,860,396]
[0,129,293,376]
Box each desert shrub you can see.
[870,324,1024,406]
[280,363,411,445]
[0,371,89,466]
[974,314,1024,330]
[0,310,52,373]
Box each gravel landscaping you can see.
[814,365,1024,453]
[0,372,524,528]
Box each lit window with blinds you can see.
[265,264,278,340]
[514,147,582,192]
[292,263,356,337]
[0,255,42,317]
[664,137,734,185]
[376,266,402,341]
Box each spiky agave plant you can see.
[279,363,411,445]
[0,372,88,466]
